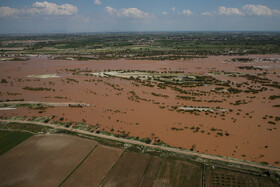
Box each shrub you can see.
[1,79,8,83]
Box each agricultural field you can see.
[0,134,97,186]
[100,151,151,187]
[0,128,278,187]
[0,130,33,155]
[62,144,123,187]
[153,158,202,186]
[205,166,278,187]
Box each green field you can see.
[1,32,280,59]
[0,122,53,133]
[0,130,33,155]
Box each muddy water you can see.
[0,55,279,166]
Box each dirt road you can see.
[1,119,279,173]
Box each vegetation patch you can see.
[0,130,33,155]
[23,86,52,91]
[1,79,8,83]
[269,95,280,100]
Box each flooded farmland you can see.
[0,55,280,166]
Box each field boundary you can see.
[98,149,126,186]
[58,144,99,186]
[0,128,36,135]
[1,119,280,173]
[139,155,154,186]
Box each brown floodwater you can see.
[0,55,279,166]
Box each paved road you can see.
[1,119,280,173]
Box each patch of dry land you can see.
[0,134,97,186]
[0,55,280,166]
[62,144,123,187]
[27,74,60,79]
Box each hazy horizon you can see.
[1,31,280,35]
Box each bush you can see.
[1,79,8,83]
